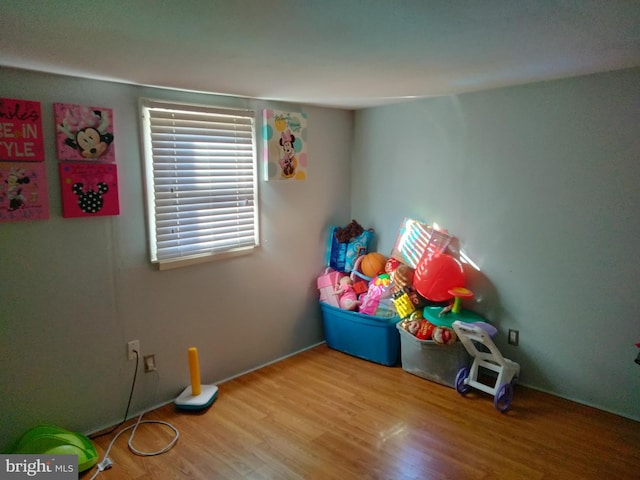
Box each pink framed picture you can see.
[0,97,45,162]
[59,162,119,218]
[0,162,49,222]
[54,103,115,162]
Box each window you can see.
[140,99,259,270]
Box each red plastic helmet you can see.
[413,253,465,302]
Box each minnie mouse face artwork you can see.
[72,125,113,159]
[61,110,113,159]
[55,105,115,161]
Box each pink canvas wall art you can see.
[59,162,119,218]
[0,97,45,162]
[0,162,49,222]
[54,103,115,162]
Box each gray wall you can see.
[0,67,353,451]
[352,67,640,420]
[2,65,639,453]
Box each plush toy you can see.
[399,310,426,337]
[334,219,364,243]
[415,320,436,340]
[399,318,421,336]
[334,276,359,311]
[432,326,458,345]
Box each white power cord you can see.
[89,412,179,479]
[89,352,179,479]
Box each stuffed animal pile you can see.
[334,219,364,243]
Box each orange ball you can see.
[361,252,387,278]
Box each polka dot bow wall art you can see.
[263,109,307,181]
[58,162,119,218]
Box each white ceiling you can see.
[1,1,639,109]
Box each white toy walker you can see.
[452,320,520,412]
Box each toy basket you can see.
[397,322,470,387]
[320,302,400,366]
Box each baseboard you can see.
[516,381,640,423]
[86,341,328,437]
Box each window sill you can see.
[154,246,257,271]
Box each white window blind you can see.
[140,99,259,269]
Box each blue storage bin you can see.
[319,302,400,366]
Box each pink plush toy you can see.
[335,276,359,311]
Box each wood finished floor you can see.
[86,344,640,479]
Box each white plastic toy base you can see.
[174,384,218,410]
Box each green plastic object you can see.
[423,305,485,329]
[11,425,99,472]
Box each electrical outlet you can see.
[144,355,156,372]
[127,340,140,360]
[508,329,519,346]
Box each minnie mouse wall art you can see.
[0,162,49,222]
[54,103,115,162]
[58,162,119,218]
[279,129,297,178]
[263,109,307,181]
